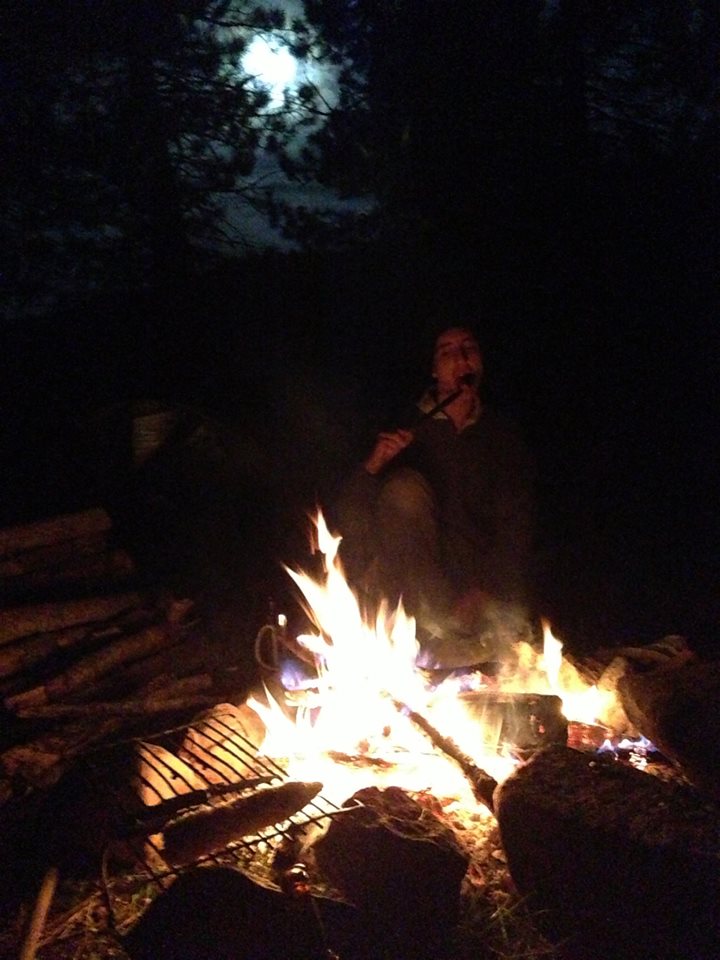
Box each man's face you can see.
[432,327,483,396]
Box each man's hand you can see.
[363,428,414,475]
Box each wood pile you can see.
[0,507,253,803]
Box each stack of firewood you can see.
[0,507,252,800]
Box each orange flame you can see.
[248,511,615,804]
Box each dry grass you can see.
[8,809,565,960]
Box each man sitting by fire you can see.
[335,323,537,670]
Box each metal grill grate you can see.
[77,711,343,892]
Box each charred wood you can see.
[392,698,497,812]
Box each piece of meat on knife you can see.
[161,780,323,866]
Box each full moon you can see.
[242,35,298,107]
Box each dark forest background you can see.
[2,1,718,653]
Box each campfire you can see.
[245,510,617,805]
[2,506,719,960]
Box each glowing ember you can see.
[247,511,620,805]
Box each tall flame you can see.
[248,511,615,802]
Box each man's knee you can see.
[377,467,435,520]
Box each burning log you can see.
[312,785,469,960]
[458,690,568,757]
[494,744,720,960]
[392,699,497,812]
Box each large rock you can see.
[617,658,720,800]
[312,786,469,959]
[494,745,720,960]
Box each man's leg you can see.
[374,467,455,621]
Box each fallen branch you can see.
[392,698,497,812]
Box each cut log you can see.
[1,547,135,600]
[0,593,141,647]
[617,657,720,800]
[12,682,218,720]
[0,508,112,558]
[0,533,108,578]
[494,744,720,960]
[0,605,161,693]
[312,785,469,960]
[4,623,172,710]
[0,718,126,787]
[0,633,58,680]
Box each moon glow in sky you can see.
[242,35,298,106]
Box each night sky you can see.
[2,2,718,654]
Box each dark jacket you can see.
[337,399,536,604]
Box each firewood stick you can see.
[12,693,223,719]
[0,633,57,680]
[4,623,172,710]
[0,533,108,577]
[392,698,497,813]
[12,675,219,719]
[0,507,112,558]
[2,548,136,598]
[0,605,159,685]
[19,865,60,960]
[0,593,141,647]
[0,718,125,785]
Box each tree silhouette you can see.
[275,1,718,253]
[1,0,328,318]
